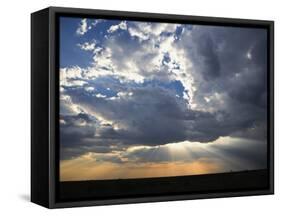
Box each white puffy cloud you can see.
[107,21,127,33]
[76,19,91,35]
[78,42,96,51]
[84,22,189,87]
[60,66,84,87]
[127,22,179,41]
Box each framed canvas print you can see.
[31,7,274,208]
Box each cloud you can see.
[85,22,188,85]
[78,42,96,51]
[127,22,179,41]
[76,19,91,35]
[61,80,265,161]
[177,26,267,113]
[194,33,221,80]
[107,21,127,33]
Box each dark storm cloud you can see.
[195,33,221,80]
[61,83,265,157]
[211,139,267,169]
[230,121,267,141]
[179,25,267,135]
[60,114,95,147]
[183,26,267,86]
[60,113,96,159]
[226,33,267,108]
[65,86,218,145]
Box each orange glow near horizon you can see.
[60,156,223,181]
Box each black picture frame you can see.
[31,6,274,208]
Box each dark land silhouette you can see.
[59,169,268,201]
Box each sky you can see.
[59,17,268,181]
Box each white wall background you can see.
[0,0,279,214]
